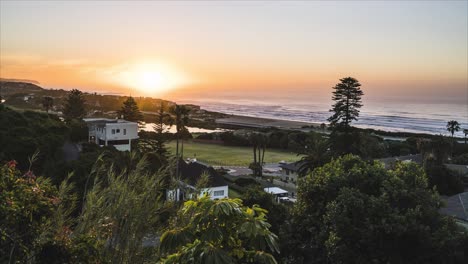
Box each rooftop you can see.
[279,161,305,172]
[440,192,468,223]
[83,118,137,125]
[264,187,288,195]
[178,159,227,187]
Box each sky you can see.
[0,0,467,102]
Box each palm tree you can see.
[170,104,190,159]
[170,104,190,179]
[298,135,330,176]
[42,96,54,113]
[446,120,460,156]
[249,133,268,177]
[446,120,460,139]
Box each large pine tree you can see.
[327,77,364,131]
[118,97,143,122]
[63,89,86,121]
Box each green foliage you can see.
[63,89,86,121]
[0,161,58,262]
[298,133,331,176]
[289,155,468,263]
[242,186,289,237]
[425,159,464,195]
[0,106,68,174]
[330,130,386,158]
[160,197,279,264]
[419,135,451,165]
[118,96,143,122]
[68,119,89,142]
[76,153,175,263]
[0,161,98,263]
[452,153,468,165]
[328,77,364,130]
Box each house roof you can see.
[279,161,305,172]
[440,192,468,223]
[445,164,468,176]
[377,154,423,169]
[178,159,227,187]
[264,187,288,195]
[83,118,137,125]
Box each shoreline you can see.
[214,114,466,142]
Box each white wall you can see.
[200,186,229,200]
[105,122,138,141]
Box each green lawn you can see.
[167,140,300,166]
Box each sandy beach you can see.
[216,115,321,130]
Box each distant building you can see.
[278,161,303,184]
[83,118,139,151]
[377,154,423,169]
[167,159,229,201]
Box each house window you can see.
[112,129,116,134]
[213,190,224,197]
[108,139,130,145]
[123,129,126,135]
[116,129,120,133]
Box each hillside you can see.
[0,81,44,96]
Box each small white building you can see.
[83,118,139,151]
[264,187,289,203]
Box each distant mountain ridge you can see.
[0,78,40,85]
[0,80,44,95]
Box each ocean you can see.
[175,94,468,137]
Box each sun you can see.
[138,70,163,91]
[117,62,188,95]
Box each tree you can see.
[447,120,461,156]
[327,77,364,131]
[249,132,268,177]
[159,197,279,264]
[118,96,143,122]
[288,155,468,263]
[170,104,190,161]
[63,89,86,121]
[138,101,173,161]
[297,134,330,176]
[447,120,461,139]
[42,96,54,113]
[0,160,97,263]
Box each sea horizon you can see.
[173,92,468,137]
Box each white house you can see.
[167,159,229,201]
[83,118,139,151]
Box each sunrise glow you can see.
[114,62,190,95]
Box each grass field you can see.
[167,140,300,166]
